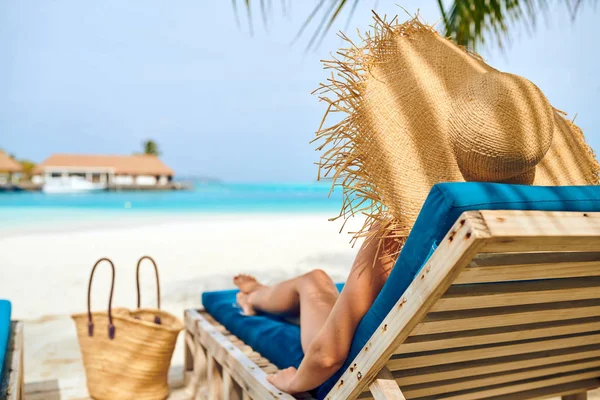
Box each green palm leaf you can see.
[232,0,596,49]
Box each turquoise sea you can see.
[0,183,343,230]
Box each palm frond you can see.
[291,0,327,45]
[232,0,597,50]
[343,0,361,32]
[306,0,345,51]
[259,0,269,30]
[233,0,358,49]
[232,0,242,28]
[444,0,549,48]
[245,0,254,35]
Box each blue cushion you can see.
[202,283,345,371]
[203,183,600,399]
[0,300,12,381]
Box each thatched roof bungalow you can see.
[33,154,174,186]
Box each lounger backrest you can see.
[326,209,600,400]
[319,183,600,400]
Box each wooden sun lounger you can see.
[1,322,24,400]
[185,210,600,400]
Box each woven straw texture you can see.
[72,258,183,400]
[314,14,600,250]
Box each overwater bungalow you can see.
[32,154,176,192]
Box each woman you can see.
[233,230,399,394]
[230,8,600,394]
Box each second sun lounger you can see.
[185,182,600,399]
[0,300,24,400]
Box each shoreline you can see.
[0,208,341,238]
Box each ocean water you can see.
[0,183,344,230]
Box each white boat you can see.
[42,176,107,194]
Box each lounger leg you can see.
[183,331,209,400]
[183,331,199,388]
[184,332,195,385]
[222,368,244,400]
[563,393,587,400]
[233,378,244,400]
[207,354,223,400]
[369,367,406,400]
[194,341,209,399]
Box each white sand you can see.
[0,213,362,384]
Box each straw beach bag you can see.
[72,258,183,400]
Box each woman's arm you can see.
[267,231,399,394]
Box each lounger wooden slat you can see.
[478,210,600,253]
[412,300,600,335]
[415,368,600,400]
[391,333,600,370]
[472,251,600,267]
[395,349,600,386]
[487,379,598,400]
[432,277,600,311]
[455,260,600,284]
[402,357,600,398]
[397,318,600,354]
[562,393,589,400]
[185,209,600,399]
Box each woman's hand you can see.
[266,367,298,394]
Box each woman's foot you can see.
[236,292,256,316]
[234,274,266,315]
[233,274,265,294]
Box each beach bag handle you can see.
[136,255,162,324]
[87,257,116,339]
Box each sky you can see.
[1,1,599,182]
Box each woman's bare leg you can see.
[295,270,339,351]
[234,274,302,316]
[234,270,339,351]
[266,232,400,394]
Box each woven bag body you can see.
[72,258,182,400]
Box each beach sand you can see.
[0,213,360,387]
[2,213,599,399]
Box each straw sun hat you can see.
[314,13,600,250]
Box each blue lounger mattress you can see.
[0,300,12,381]
[202,182,600,399]
[202,283,345,370]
